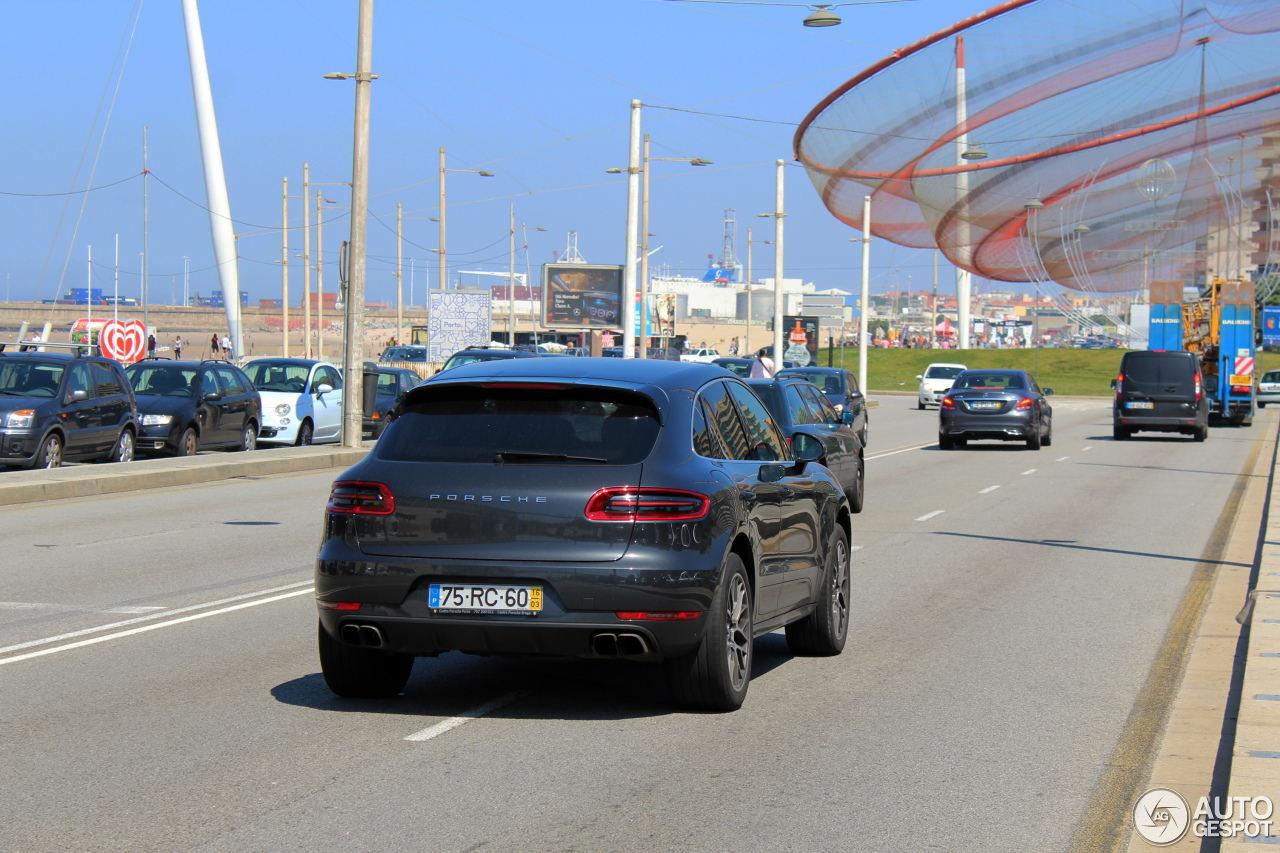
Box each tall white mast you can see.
[955,35,973,350]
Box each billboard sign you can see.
[1264,306,1280,347]
[542,264,623,329]
[782,315,819,367]
[427,291,491,363]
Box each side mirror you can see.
[1110,379,1118,390]
[203,392,222,402]
[841,410,856,425]
[69,389,89,402]
[915,374,923,380]
[315,383,334,396]
[1043,388,1054,396]
[792,432,824,463]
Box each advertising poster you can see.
[427,291,491,363]
[1264,306,1280,347]
[542,264,623,329]
[782,315,819,367]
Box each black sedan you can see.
[938,369,1053,450]
[746,376,864,512]
[126,360,262,456]
[316,359,853,711]
[436,346,538,374]
[776,366,869,448]
[364,366,421,438]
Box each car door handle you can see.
[777,487,794,498]
[740,490,757,501]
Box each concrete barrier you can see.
[0,444,370,507]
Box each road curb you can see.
[0,445,370,507]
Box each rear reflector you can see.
[585,488,709,522]
[317,601,362,611]
[327,481,395,515]
[616,611,701,621]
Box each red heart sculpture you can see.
[101,319,147,363]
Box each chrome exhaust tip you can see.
[592,633,619,657]
[616,633,649,656]
[340,624,362,645]
[359,625,384,648]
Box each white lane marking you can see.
[916,510,945,521]
[867,440,936,460]
[72,529,187,549]
[0,588,314,667]
[0,580,313,656]
[0,602,165,615]
[979,485,1000,494]
[405,691,529,742]
[1056,456,1069,462]
[1021,469,1036,475]
[849,545,863,552]
[1082,446,1092,451]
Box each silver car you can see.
[1259,369,1280,407]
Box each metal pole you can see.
[342,0,373,448]
[438,146,446,328]
[87,246,92,353]
[316,190,325,359]
[114,233,119,326]
[955,35,972,350]
[281,177,289,357]
[142,125,149,333]
[180,0,243,358]
[859,195,871,395]
[746,227,753,357]
[622,99,641,359]
[773,160,784,374]
[508,202,516,346]
[932,248,939,348]
[183,256,189,309]
[397,201,403,347]
[303,163,312,358]
[639,134,651,358]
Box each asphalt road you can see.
[0,396,1266,852]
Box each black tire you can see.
[1043,422,1052,447]
[1242,416,1253,428]
[1113,424,1129,441]
[34,433,62,469]
[295,420,313,446]
[1259,402,1267,408]
[111,429,135,463]
[177,427,198,457]
[918,399,926,410]
[954,438,967,447]
[1194,425,1208,442]
[939,433,954,450]
[318,621,414,699]
[785,527,850,657]
[846,453,864,514]
[239,422,257,452]
[665,555,753,712]
[1026,425,1041,450]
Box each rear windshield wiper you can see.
[494,451,608,464]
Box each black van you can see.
[1112,350,1209,441]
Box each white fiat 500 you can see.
[243,359,345,446]
[917,362,968,409]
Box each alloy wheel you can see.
[724,573,751,692]
[829,539,850,639]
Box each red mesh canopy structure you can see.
[794,0,1280,292]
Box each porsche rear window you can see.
[378,385,660,464]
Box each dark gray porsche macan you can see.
[316,358,853,711]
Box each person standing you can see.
[147,334,157,358]
[173,335,183,359]
[210,333,220,359]
[220,334,232,360]
[749,347,774,378]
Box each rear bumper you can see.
[939,412,1034,440]
[1114,413,1203,432]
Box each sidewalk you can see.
[0,444,370,507]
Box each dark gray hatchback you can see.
[1112,350,1208,441]
[315,358,853,711]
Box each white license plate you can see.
[1127,401,1154,409]
[970,401,1001,410]
[429,584,543,613]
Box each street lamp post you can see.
[757,161,786,374]
[745,227,771,357]
[609,135,710,358]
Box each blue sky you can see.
[0,0,997,308]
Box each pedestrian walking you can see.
[210,333,220,359]
[220,335,232,360]
[749,347,774,378]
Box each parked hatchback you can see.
[0,351,137,469]
[315,359,853,711]
[1112,350,1208,441]
[243,359,344,446]
[126,359,261,456]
